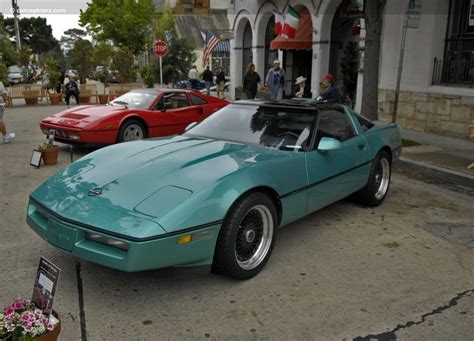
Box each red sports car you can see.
[39,89,229,144]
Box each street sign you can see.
[407,0,422,29]
[153,40,168,57]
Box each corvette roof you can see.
[232,99,346,111]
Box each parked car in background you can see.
[7,65,23,85]
[39,88,229,145]
[106,70,122,84]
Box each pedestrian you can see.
[57,71,65,94]
[216,68,226,99]
[188,65,199,90]
[294,76,312,98]
[318,74,341,103]
[0,81,15,144]
[265,59,286,100]
[65,77,80,106]
[243,63,261,100]
[202,65,213,95]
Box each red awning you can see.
[270,8,312,50]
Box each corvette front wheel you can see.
[117,119,146,143]
[213,193,277,280]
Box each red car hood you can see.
[41,105,130,128]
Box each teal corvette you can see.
[27,100,402,279]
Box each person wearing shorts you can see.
[0,81,15,144]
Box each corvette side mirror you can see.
[318,137,342,151]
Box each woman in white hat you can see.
[294,76,311,98]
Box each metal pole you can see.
[159,56,163,88]
[12,0,21,52]
[392,12,408,124]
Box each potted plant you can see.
[22,67,39,105]
[37,142,60,166]
[44,59,62,105]
[0,299,61,341]
[140,66,155,88]
[96,69,109,104]
[79,89,92,104]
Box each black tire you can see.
[212,192,278,280]
[117,119,146,143]
[353,150,392,207]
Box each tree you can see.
[154,6,175,41]
[92,42,114,68]
[361,0,387,120]
[0,18,18,66]
[112,47,136,83]
[60,28,87,51]
[3,17,58,54]
[80,0,155,55]
[69,39,93,83]
[156,37,196,85]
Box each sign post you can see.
[153,40,169,88]
[392,0,422,123]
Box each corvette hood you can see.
[40,135,285,214]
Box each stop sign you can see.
[153,40,168,57]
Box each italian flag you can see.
[274,12,284,36]
[282,5,300,39]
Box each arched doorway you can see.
[242,21,253,77]
[270,5,313,97]
[264,16,277,78]
[329,0,361,103]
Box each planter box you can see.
[23,90,40,105]
[49,93,62,105]
[38,146,60,165]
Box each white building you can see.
[229,0,474,139]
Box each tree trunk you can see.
[361,0,386,121]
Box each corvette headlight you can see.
[86,233,128,251]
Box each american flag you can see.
[202,31,220,67]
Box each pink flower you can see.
[4,307,14,316]
[47,323,54,331]
[24,323,33,332]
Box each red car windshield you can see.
[110,91,158,109]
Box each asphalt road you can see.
[0,103,473,340]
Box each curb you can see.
[395,158,474,189]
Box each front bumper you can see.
[40,123,117,144]
[26,200,220,272]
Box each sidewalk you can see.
[396,128,474,191]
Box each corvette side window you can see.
[316,109,355,143]
[163,93,189,110]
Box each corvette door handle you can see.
[358,144,366,151]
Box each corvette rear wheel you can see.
[354,150,391,206]
[213,192,277,280]
[118,119,146,142]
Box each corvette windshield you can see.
[186,104,316,151]
[110,91,157,109]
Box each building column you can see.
[310,16,331,98]
[230,38,242,100]
[253,46,265,79]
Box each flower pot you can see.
[79,89,93,104]
[38,146,60,165]
[98,94,109,104]
[35,311,61,341]
[23,90,39,105]
[49,93,62,105]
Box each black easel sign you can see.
[31,257,61,317]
